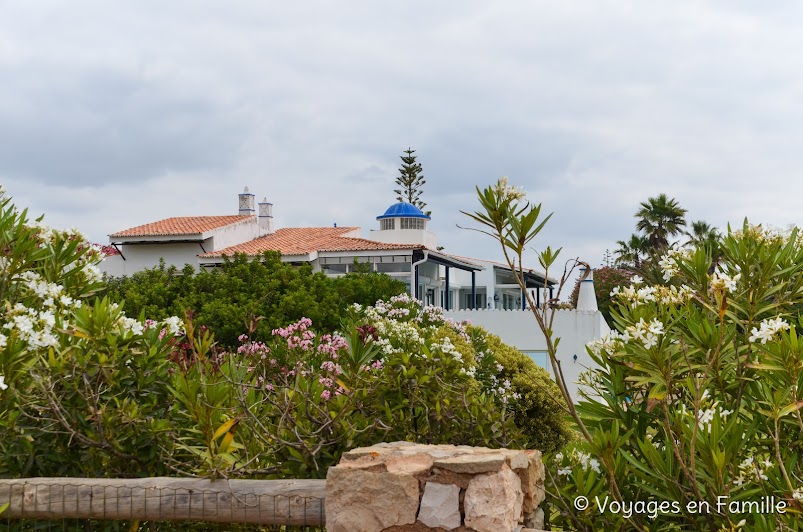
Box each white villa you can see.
[103,187,608,399]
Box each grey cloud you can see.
[0,67,246,186]
[5,1,803,269]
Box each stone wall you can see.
[325,442,545,532]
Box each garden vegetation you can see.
[469,177,803,531]
[0,187,568,490]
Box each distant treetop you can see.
[394,148,429,216]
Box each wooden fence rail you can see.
[0,477,326,526]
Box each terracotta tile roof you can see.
[199,227,420,258]
[317,236,420,253]
[110,216,253,238]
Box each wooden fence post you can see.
[0,477,326,526]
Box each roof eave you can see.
[376,214,431,220]
[109,235,205,243]
[492,264,558,285]
[200,250,315,261]
[423,250,485,272]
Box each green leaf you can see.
[778,401,803,418]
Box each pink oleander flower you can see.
[320,361,343,375]
[275,317,317,350]
[317,333,348,358]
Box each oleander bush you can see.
[467,178,803,531]
[547,224,803,531]
[0,187,186,478]
[174,293,575,479]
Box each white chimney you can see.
[576,266,599,312]
[258,197,274,234]
[238,186,255,215]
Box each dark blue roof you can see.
[377,202,431,220]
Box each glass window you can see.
[376,262,411,273]
[400,218,424,230]
[521,351,549,371]
[380,219,395,231]
[323,264,348,274]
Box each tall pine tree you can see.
[394,148,429,214]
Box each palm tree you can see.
[685,220,719,246]
[635,194,687,250]
[685,220,722,272]
[615,234,649,268]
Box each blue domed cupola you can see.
[377,202,431,220]
[371,201,437,247]
[376,202,431,231]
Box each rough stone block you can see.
[326,468,419,532]
[500,449,530,470]
[341,445,392,461]
[417,482,461,530]
[385,453,434,476]
[433,453,506,474]
[524,507,545,529]
[464,465,524,532]
[327,442,543,532]
[518,450,545,513]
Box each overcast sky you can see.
[3,1,803,275]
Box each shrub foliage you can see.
[549,224,803,530]
[1,189,570,487]
[103,254,408,347]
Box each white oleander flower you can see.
[121,317,144,336]
[658,248,689,282]
[710,271,741,293]
[748,317,790,344]
[163,316,184,336]
[494,176,526,202]
[625,318,665,349]
[82,264,103,284]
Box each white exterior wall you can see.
[445,308,609,401]
[100,242,206,276]
[369,228,437,248]
[208,217,264,251]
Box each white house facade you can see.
[102,187,606,401]
[103,188,274,277]
[103,188,555,310]
[446,307,608,399]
